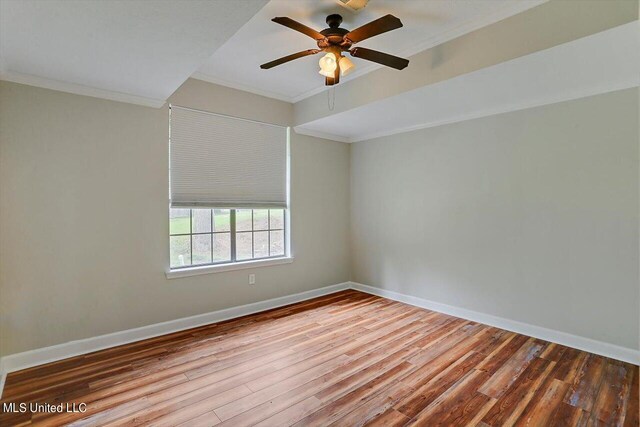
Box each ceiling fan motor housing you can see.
[319,14,351,49]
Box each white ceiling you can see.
[2,0,634,146]
[195,0,545,102]
[295,21,640,142]
[0,0,547,107]
[0,0,267,106]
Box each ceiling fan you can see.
[260,13,409,86]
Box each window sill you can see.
[165,257,294,279]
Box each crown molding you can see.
[191,72,295,103]
[0,70,167,108]
[349,83,639,143]
[293,80,638,143]
[293,126,351,143]
[296,83,640,144]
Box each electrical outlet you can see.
[248,274,256,285]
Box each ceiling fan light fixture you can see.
[339,56,355,76]
[318,52,337,77]
[261,13,408,86]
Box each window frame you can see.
[167,109,291,279]
[168,208,291,276]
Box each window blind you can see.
[170,106,288,209]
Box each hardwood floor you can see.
[1,290,637,426]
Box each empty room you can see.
[0,0,638,426]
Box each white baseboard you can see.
[0,358,6,401]
[350,282,639,366]
[0,282,350,398]
[2,280,637,399]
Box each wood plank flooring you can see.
[1,290,637,426]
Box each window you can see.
[168,105,290,274]
[169,208,286,269]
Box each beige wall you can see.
[0,79,351,356]
[1,81,637,357]
[351,89,639,350]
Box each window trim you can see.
[167,208,292,278]
[165,256,294,279]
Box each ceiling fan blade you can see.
[350,47,409,70]
[272,17,325,41]
[260,49,321,69]
[344,14,402,44]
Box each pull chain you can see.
[327,86,336,111]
